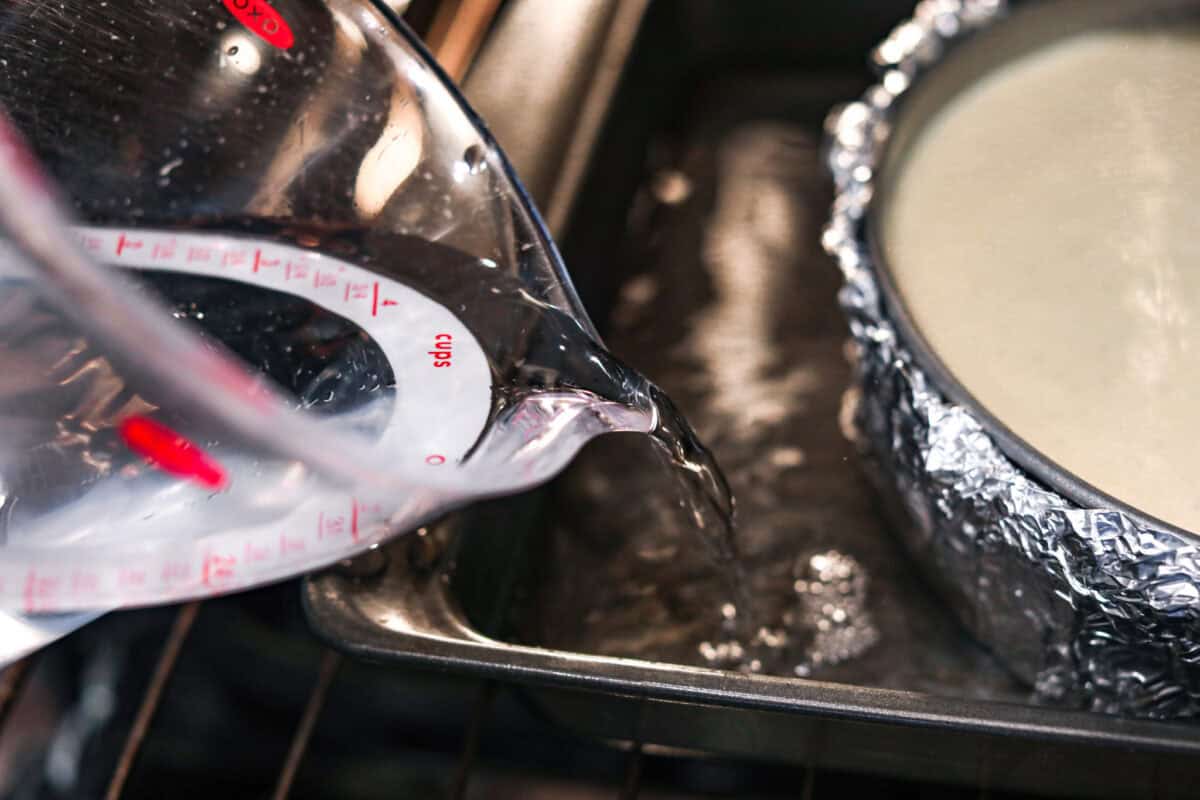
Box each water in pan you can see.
[528,114,1025,694]
[534,124,862,676]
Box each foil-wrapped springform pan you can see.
[825,0,1200,718]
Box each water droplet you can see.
[158,157,183,177]
[463,144,487,175]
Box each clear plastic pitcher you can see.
[0,0,664,619]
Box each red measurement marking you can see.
[151,240,177,260]
[119,415,228,490]
[71,571,99,595]
[509,405,543,444]
[244,540,270,563]
[115,233,143,256]
[351,500,359,541]
[222,0,294,50]
[318,513,346,539]
[201,553,237,588]
[425,454,446,466]
[371,282,379,316]
[118,568,147,588]
[252,249,279,272]
[23,570,60,613]
[280,533,306,555]
[161,561,190,583]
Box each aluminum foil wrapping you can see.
[823,0,1200,718]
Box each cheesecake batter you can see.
[881,27,1200,531]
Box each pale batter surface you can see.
[882,29,1200,532]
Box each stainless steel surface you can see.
[425,0,504,81]
[464,0,648,230]
[303,530,1200,798]
[540,0,651,237]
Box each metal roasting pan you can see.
[307,2,1200,797]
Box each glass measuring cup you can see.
[0,0,666,625]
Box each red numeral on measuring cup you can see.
[202,553,237,588]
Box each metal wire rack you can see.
[0,591,1047,799]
